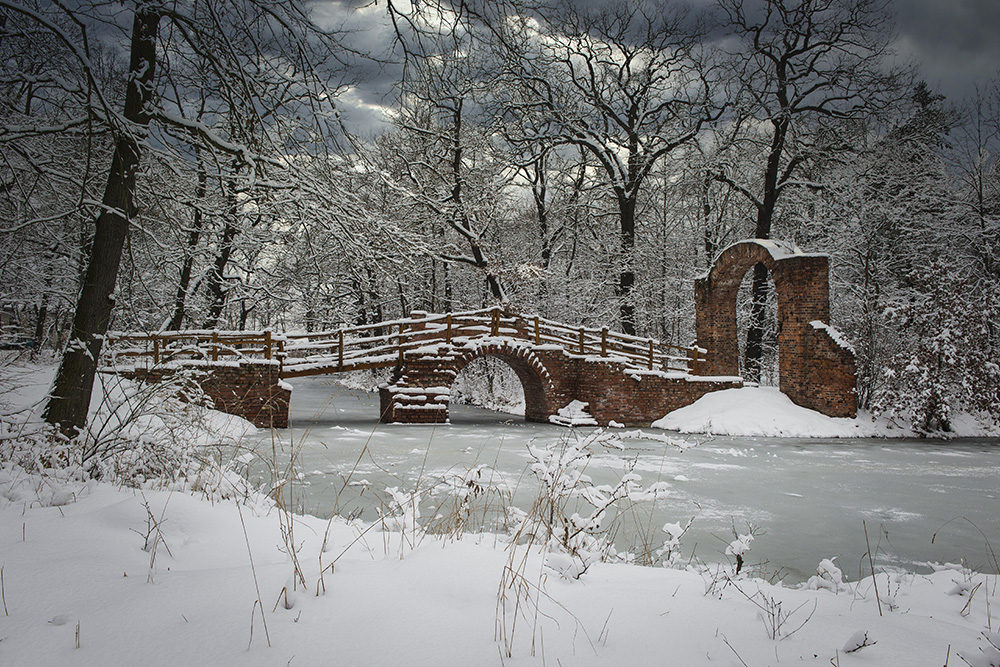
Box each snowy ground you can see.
[1,471,998,666]
[654,386,999,438]
[1,362,998,665]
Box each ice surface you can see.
[247,378,1000,583]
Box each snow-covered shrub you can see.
[657,517,695,568]
[379,486,423,535]
[510,429,672,579]
[1,367,258,501]
[842,629,877,653]
[427,464,513,538]
[802,557,851,593]
[873,262,1000,435]
[727,531,755,575]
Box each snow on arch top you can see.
[694,239,826,281]
[748,238,803,260]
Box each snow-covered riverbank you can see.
[2,363,998,665]
[1,470,998,667]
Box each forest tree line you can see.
[1,0,997,435]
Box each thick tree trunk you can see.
[531,159,552,271]
[618,195,637,336]
[744,119,786,383]
[203,156,245,329]
[43,9,160,438]
[203,217,237,329]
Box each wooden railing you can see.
[104,308,704,378]
[103,330,284,366]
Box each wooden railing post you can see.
[690,347,699,375]
[534,316,540,345]
[446,313,452,343]
[338,330,344,371]
[397,322,405,365]
[152,337,160,365]
[601,328,608,357]
[491,308,499,337]
[264,331,272,360]
[578,327,585,354]
[211,331,219,362]
[648,339,654,370]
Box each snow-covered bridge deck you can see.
[104,307,702,378]
[102,308,730,427]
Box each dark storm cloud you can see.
[311,0,406,136]
[320,0,1000,132]
[890,0,1000,100]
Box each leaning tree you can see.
[0,0,351,437]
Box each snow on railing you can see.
[103,308,705,377]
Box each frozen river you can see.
[250,376,1000,583]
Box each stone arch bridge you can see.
[105,240,856,428]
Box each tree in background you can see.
[0,0,350,437]
[714,0,905,382]
[498,0,717,335]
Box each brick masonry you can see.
[125,361,290,429]
[119,239,853,428]
[379,338,742,427]
[693,240,857,418]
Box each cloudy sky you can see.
[322,0,1000,134]
[891,0,1000,101]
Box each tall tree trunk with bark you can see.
[43,8,160,437]
[617,192,637,335]
[744,117,788,383]
[203,163,241,329]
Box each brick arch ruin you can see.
[694,240,857,418]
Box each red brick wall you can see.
[694,240,857,418]
[126,361,290,428]
[379,341,742,427]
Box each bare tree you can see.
[389,16,513,306]
[498,0,716,334]
[0,0,350,437]
[714,0,906,382]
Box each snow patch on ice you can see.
[652,387,879,438]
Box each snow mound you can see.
[549,400,598,427]
[652,387,875,438]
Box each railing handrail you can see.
[103,307,705,375]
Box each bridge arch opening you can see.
[451,356,526,417]
[448,345,553,423]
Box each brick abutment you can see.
[121,361,290,429]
